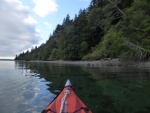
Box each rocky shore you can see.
[31,59,150,68]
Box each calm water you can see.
[0,61,150,113]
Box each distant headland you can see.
[0,59,14,61]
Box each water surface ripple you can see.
[0,61,150,113]
[0,61,55,113]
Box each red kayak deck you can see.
[42,80,92,113]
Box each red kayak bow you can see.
[41,79,92,113]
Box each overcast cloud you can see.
[33,0,58,18]
[0,0,41,58]
[0,0,90,59]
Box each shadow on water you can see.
[15,61,150,113]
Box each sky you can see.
[0,0,91,59]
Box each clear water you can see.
[0,61,150,113]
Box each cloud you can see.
[0,0,41,58]
[43,22,52,29]
[33,0,58,18]
[24,16,37,25]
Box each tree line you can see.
[15,0,150,61]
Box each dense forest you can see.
[15,0,150,61]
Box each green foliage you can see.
[83,28,129,60]
[83,0,150,60]
[49,48,59,60]
[15,0,150,61]
[80,41,88,55]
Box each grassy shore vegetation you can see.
[15,0,150,61]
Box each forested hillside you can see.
[15,0,150,61]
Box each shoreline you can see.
[29,59,150,68]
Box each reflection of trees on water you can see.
[15,61,150,113]
[15,61,39,76]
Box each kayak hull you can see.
[42,80,92,113]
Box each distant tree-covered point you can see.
[15,0,150,61]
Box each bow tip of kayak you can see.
[65,79,72,87]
